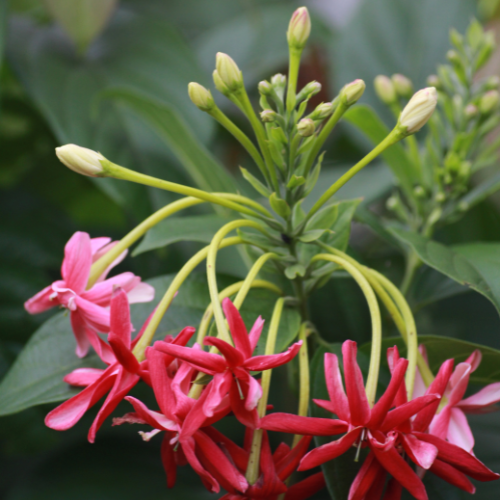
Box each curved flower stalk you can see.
[45,288,194,442]
[24,231,154,357]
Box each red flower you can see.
[154,298,302,428]
[219,431,326,500]
[24,231,154,357]
[115,347,248,494]
[44,288,194,442]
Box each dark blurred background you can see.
[1,0,500,498]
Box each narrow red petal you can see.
[430,459,475,493]
[161,433,177,488]
[260,413,348,436]
[324,352,350,421]
[146,347,177,419]
[222,298,253,359]
[243,341,302,371]
[284,472,326,500]
[401,434,438,470]
[61,231,92,294]
[109,288,132,349]
[204,337,245,367]
[181,436,220,493]
[348,452,384,500]
[380,394,439,432]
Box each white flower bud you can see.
[297,118,315,137]
[398,87,438,134]
[341,79,366,105]
[260,109,276,123]
[213,70,230,96]
[479,90,499,114]
[56,144,106,177]
[188,82,215,111]
[287,7,311,50]
[271,74,287,88]
[258,80,272,95]
[310,102,334,120]
[374,75,396,105]
[215,53,243,92]
[392,74,413,98]
[427,75,440,88]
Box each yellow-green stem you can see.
[196,278,283,346]
[207,220,268,344]
[209,106,268,182]
[311,254,382,406]
[303,101,349,176]
[286,48,301,112]
[292,323,310,448]
[305,128,405,221]
[245,297,285,485]
[132,236,243,361]
[103,161,267,219]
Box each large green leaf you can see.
[391,229,500,313]
[360,335,500,384]
[343,105,415,195]
[7,8,215,216]
[132,214,232,256]
[333,0,476,125]
[104,88,235,194]
[0,272,298,416]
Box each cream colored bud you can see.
[464,104,478,119]
[484,76,500,90]
[271,74,287,88]
[258,80,272,95]
[479,90,499,114]
[374,75,397,104]
[56,144,106,177]
[310,102,334,120]
[213,70,230,96]
[287,7,311,50]
[260,109,277,123]
[398,87,438,134]
[215,53,243,92]
[392,74,413,98]
[188,82,215,112]
[427,75,440,88]
[341,79,366,105]
[296,81,322,102]
[297,118,315,137]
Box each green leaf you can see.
[103,88,235,194]
[286,174,305,189]
[343,105,415,195]
[132,214,232,256]
[326,199,362,251]
[306,204,338,232]
[298,229,327,243]
[360,335,500,384]
[269,192,290,218]
[284,264,306,280]
[390,229,500,313]
[240,166,271,197]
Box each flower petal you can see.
[458,382,500,412]
[381,394,439,432]
[61,232,92,294]
[127,281,155,304]
[465,349,482,373]
[448,363,471,405]
[24,285,58,314]
[348,452,384,500]
[430,458,475,493]
[447,408,475,452]
[109,288,132,348]
[70,310,92,358]
[202,372,232,419]
[81,272,140,306]
[244,373,262,411]
[146,348,177,420]
[243,341,302,372]
[204,337,245,367]
[124,396,179,432]
[298,428,362,471]
[342,341,370,427]
[401,433,438,470]
[284,472,326,500]
[161,432,178,488]
[63,367,104,386]
[181,435,220,493]
[324,352,350,421]
[248,316,265,354]
[260,413,348,436]
[73,296,111,332]
[223,298,252,359]
[387,346,407,406]
[229,378,259,429]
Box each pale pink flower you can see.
[24,231,154,357]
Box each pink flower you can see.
[154,298,302,428]
[44,288,194,442]
[24,231,154,357]
[416,347,500,453]
[115,347,247,494]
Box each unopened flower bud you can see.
[213,70,230,96]
[341,79,366,105]
[386,196,398,210]
[392,74,413,98]
[296,81,322,102]
[427,75,440,88]
[260,109,277,123]
[374,75,397,104]
[287,7,311,50]
[464,104,478,119]
[398,87,438,134]
[446,50,461,65]
[479,90,499,114]
[310,102,334,120]
[297,118,315,137]
[414,185,425,198]
[258,80,272,95]
[435,192,446,203]
[215,52,243,92]
[56,144,106,177]
[271,73,287,88]
[188,82,215,112]
[484,75,500,90]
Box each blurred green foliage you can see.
[1,0,500,499]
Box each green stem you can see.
[102,161,267,219]
[311,254,381,406]
[286,48,301,112]
[245,297,285,485]
[292,323,310,448]
[400,249,422,296]
[132,236,243,361]
[303,101,349,176]
[87,194,268,288]
[305,128,405,222]
[207,220,269,344]
[209,106,269,182]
